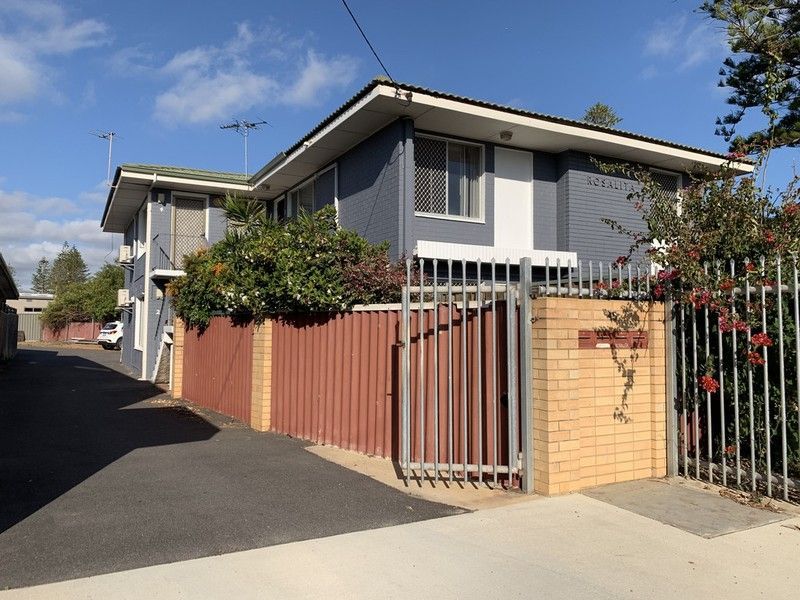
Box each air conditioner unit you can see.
[117,288,131,307]
[118,245,133,263]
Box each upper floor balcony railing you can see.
[151,233,208,273]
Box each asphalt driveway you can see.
[0,346,461,590]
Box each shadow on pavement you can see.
[0,348,219,534]
[0,347,462,590]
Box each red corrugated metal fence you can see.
[270,304,519,467]
[271,310,401,458]
[183,318,253,423]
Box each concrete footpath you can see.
[5,493,799,600]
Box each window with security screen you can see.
[650,170,681,203]
[414,135,482,219]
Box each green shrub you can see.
[168,206,405,329]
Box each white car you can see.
[98,321,123,350]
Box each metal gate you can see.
[400,256,533,491]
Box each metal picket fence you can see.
[672,255,800,503]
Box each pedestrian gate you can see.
[400,257,534,491]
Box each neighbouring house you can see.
[7,292,53,314]
[0,252,19,360]
[101,165,270,381]
[100,78,751,382]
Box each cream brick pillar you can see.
[172,318,185,399]
[532,298,583,495]
[250,318,274,432]
[531,297,668,495]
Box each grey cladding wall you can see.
[337,120,402,258]
[559,151,648,264]
[532,151,557,250]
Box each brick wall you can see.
[531,297,667,495]
[172,318,184,399]
[250,321,273,431]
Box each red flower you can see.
[688,249,701,261]
[719,317,734,332]
[733,320,748,332]
[745,262,757,273]
[784,203,799,216]
[690,288,711,308]
[596,281,607,290]
[719,278,734,292]
[611,279,621,289]
[699,375,720,393]
[653,284,664,298]
[751,332,773,347]
[615,256,628,266]
[764,230,776,244]
[747,351,766,366]
[726,151,746,160]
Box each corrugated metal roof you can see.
[122,163,249,185]
[252,76,745,183]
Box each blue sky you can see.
[0,0,796,288]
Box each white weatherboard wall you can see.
[494,147,533,249]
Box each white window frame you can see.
[414,133,485,224]
[133,297,144,351]
[286,179,315,218]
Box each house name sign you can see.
[586,175,639,192]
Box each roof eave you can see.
[0,253,19,301]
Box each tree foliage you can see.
[41,264,123,329]
[49,243,88,296]
[702,0,800,151]
[582,102,623,128]
[168,206,406,329]
[31,257,52,293]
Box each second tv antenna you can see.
[220,119,269,177]
[90,130,118,187]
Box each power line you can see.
[220,119,269,178]
[340,0,394,84]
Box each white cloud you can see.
[0,1,108,117]
[282,50,359,107]
[643,15,725,74]
[150,23,358,125]
[0,185,115,288]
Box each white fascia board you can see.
[415,240,577,267]
[395,88,753,173]
[250,86,385,189]
[101,177,125,230]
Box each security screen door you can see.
[172,197,206,268]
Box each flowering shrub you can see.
[698,375,721,394]
[168,206,406,329]
[751,332,773,347]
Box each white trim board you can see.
[415,240,577,267]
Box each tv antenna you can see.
[219,118,269,177]
[89,130,118,187]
